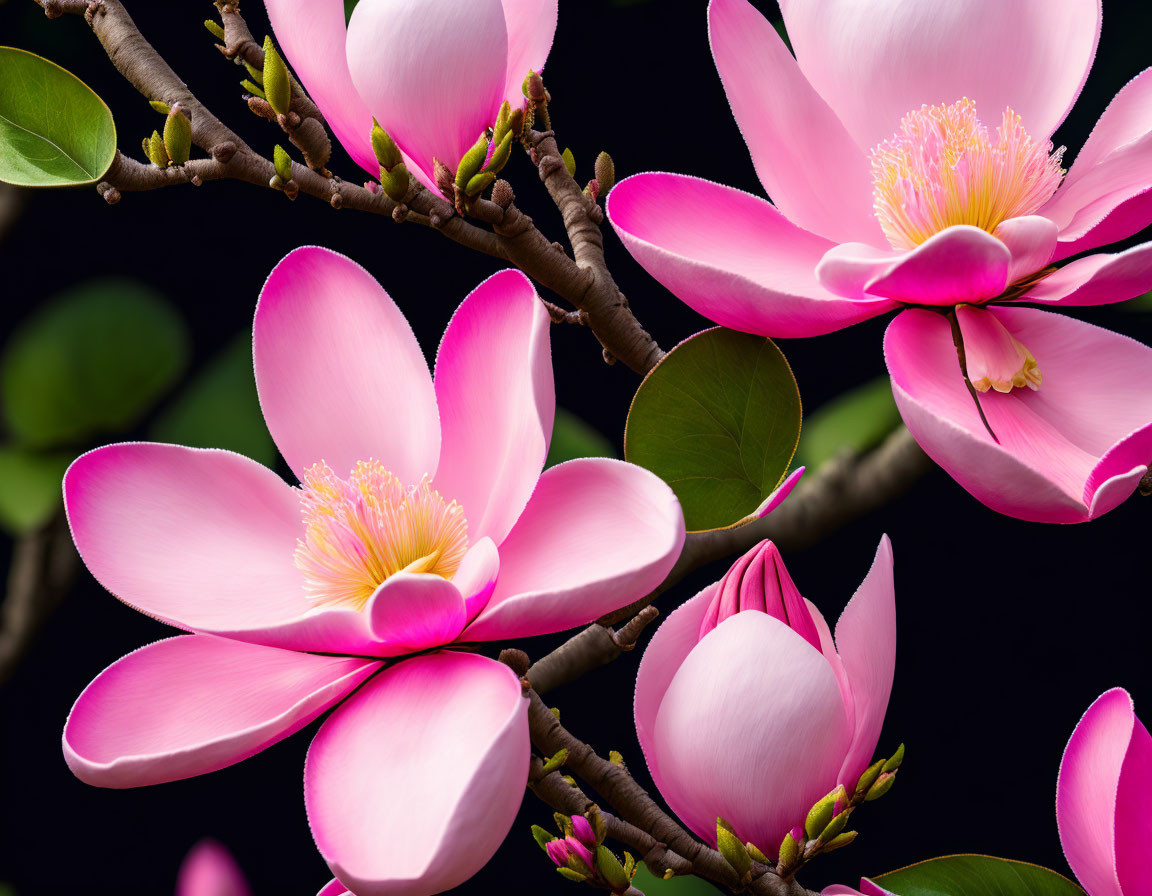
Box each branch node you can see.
[392,203,409,223]
[95,182,120,204]
[210,141,237,163]
[498,648,531,677]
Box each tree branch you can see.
[527,607,658,696]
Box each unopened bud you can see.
[523,69,546,102]
[433,157,454,199]
[149,100,170,115]
[608,750,624,765]
[557,867,587,883]
[805,786,845,840]
[777,831,800,870]
[163,104,192,166]
[817,810,850,845]
[493,100,513,146]
[492,178,514,209]
[823,830,858,852]
[508,107,526,138]
[484,130,514,175]
[570,814,595,847]
[882,743,905,773]
[371,120,403,170]
[273,144,292,182]
[596,845,630,891]
[465,170,496,197]
[565,837,595,873]
[545,838,571,868]
[746,842,771,864]
[865,772,896,801]
[379,162,410,203]
[855,759,885,796]
[262,35,291,116]
[203,19,226,41]
[716,818,751,877]
[145,130,168,167]
[594,151,615,195]
[584,179,600,202]
[455,133,490,192]
[241,79,266,99]
[561,147,576,178]
[243,60,263,84]
[540,748,569,776]
[531,825,555,852]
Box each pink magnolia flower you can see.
[1057,688,1152,896]
[61,247,685,896]
[177,840,251,896]
[263,0,557,190]
[634,537,896,855]
[608,0,1152,524]
[822,884,892,896]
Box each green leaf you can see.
[632,864,724,895]
[150,334,276,466]
[875,855,1086,896]
[624,328,801,531]
[796,376,900,469]
[344,0,360,22]
[1,279,189,448]
[0,47,117,187]
[545,408,616,469]
[0,447,72,534]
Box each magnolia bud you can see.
[540,748,569,776]
[455,133,490,193]
[145,130,169,168]
[273,144,292,182]
[371,120,403,171]
[561,148,576,178]
[262,35,291,116]
[557,868,587,883]
[203,19,225,41]
[163,104,192,166]
[823,830,858,852]
[805,786,846,840]
[746,842,771,864]
[484,130,514,175]
[716,818,751,877]
[865,772,896,801]
[433,158,454,199]
[243,60,263,84]
[777,830,800,869]
[531,825,555,852]
[855,758,885,796]
[465,171,496,197]
[882,743,905,773]
[241,79,266,99]
[596,845,630,891]
[565,837,595,873]
[595,151,615,195]
[817,810,850,845]
[149,100,170,115]
[545,839,571,868]
[379,162,410,203]
[570,815,595,847]
[492,101,513,146]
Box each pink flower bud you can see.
[564,836,595,870]
[570,814,596,846]
[790,825,806,844]
[545,838,572,868]
[697,540,821,651]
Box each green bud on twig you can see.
[882,743,905,773]
[817,810,850,846]
[149,100,170,115]
[203,19,226,41]
[608,750,624,765]
[777,831,801,870]
[244,60,264,84]
[865,772,896,802]
[241,79,266,99]
[855,758,885,796]
[484,130,514,175]
[823,831,858,852]
[540,748,569,776]
[557,868,587,883]
[594,151,615,195]
[597,845,630,891]
[379,162,410,203]
[273,144,293,182]
[561,148,576,178]
[145,130,169,167]
[716,818,751,877]
[465,171,496,197]
[262,35,291,116]
[455,133,490,193]
[746,842,771,864]
[493,101,513,146]
[163,104,192,166]
[531,825,555,851]
[805,786,844,840]
[371,120,403,170]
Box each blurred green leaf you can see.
[0,47,117,187]
[1125,289,1152,311]
[150,334,276,466]
[0,446,71,535]
[545,408,616,469]
[876,855,1085,896]
[1,279,189,448]
[345,0,359,22]
[796,376,900,469]
[624,328,801,532]
[632,864,723,895]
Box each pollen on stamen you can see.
[294,459,469,611]
[870,98,1066,250]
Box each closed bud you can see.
[524,69,546,102]
[565,837,595,873]
[493,101,512,145]
[589,806,608,846]
[596,845,630,891]
[855,759,885,796]
[561,147,576,178]
[273,144,293,182]
[484,130,514,175]
[455,133,490,192]
[244,60,264,84]
[163,104,192,166]
[864,772,895,802]
[262,35,291,116]
[823,830,858,852]
[557,867,587,883]
[545,838,572,868]
[203,19,226,41]
[149,100,170,115]
[570,814,595,847]
[716,818,751,877]
[433,158,454,198]
[777,831,800,869]
[882,743,905,773]
[379,162,410,203]
[608,750,624,766]
[465,171,496,197]
[241,79,267,99]
[746,842,771,864]
[371,120,403,170]
[531,825,556,852]
[594,151,616,195]
[817,810,850,845]
[508,107,525,138]
[541,748,569,776]
[145,130,168,167]
[805,786,845,841]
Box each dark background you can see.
[1,0,1150,892]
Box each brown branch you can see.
[527,607,658,695]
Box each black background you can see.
[1,0,1150,893]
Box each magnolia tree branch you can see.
[527,607,659,696]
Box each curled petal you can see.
[366,574,468,656]
[861,226,1011,306]
[994,216,1058,285]
[1021,242,1152,307]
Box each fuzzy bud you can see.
[855,758,886,796]
[261,35,291,116]
[716,818,751,877]
[882,743,905,773]
[162,104,192,166]
[531,825,555,852]
[864,772,896,802]
[371,120,403,171]
[777,830,801,870]
[545,839,571,868]
[241,79,266,99]
[273,144,292,182]
[145,130,169,168]
[455,133,491,192]
[594,151,616,195]
[203,19,226,41]
[805,786,846,841]
[570,815,595,847]
[561,147,576,178]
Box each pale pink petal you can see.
[1057,688,1132,896]
[433,269,553,546]
[833,536,896,787]
[1042,69,1152,256]
[816,243,903,301]
[461,459,684,641]
[1021,242,1152,307]
[994,216,1058,285]
[347,0,507,190]
[177,840,252,896]
[862,226,1011,306]
[651,612,851,852]
[1115,709,1152,896]
[263,0,376,174]
[633,585,717,796]
[708,0,882,244]
[884,308,1152,522]
[305,652,528,896]
[254,246,439,485]
[500,0,558,107]
[64,635,379,788]
[780,0,1100,150]
[455,537,500,623]
[608,173,896,338]
[366,574,467,656]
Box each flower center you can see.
[294,460,469,611]
[871,98,1065,250]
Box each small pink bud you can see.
[571,814,595,846]
[790,825,805,844]
[545,839,572,867]
[565,836,595,870]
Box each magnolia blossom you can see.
[177,841,251,896]
[263,0,557,189]
[1057,688,1151,896]
[62,247,686,896]
[609,0,1152,523]
[634,538,896,854]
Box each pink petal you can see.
[1042,69,1152,256]
[316,882,351,896]
[433,269,553,546]
[254,246,440,485]
[1021,242,1152,307]
[823,886,895,896]
[263,0,376,174]
[460,458,685,641]
[1057,688,1133,896]
[994,216,1058,285]
[861,226,1011,306]
[751,467,805,519]
[177,840,252,896]
[832,536,897,787]
[608,172,896,338]
[305,652,528,896]
[455,536,500,623]
[651,612,851,852]
[779,0,1100,151]
[708,0,881,244]
[366,574,468,656]
[500,0,558,107]
[64,635,378,788]
[634,584,717,797]
[884,308,1152,522]
[1115,708,1152,896]
[347,0,507,191]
